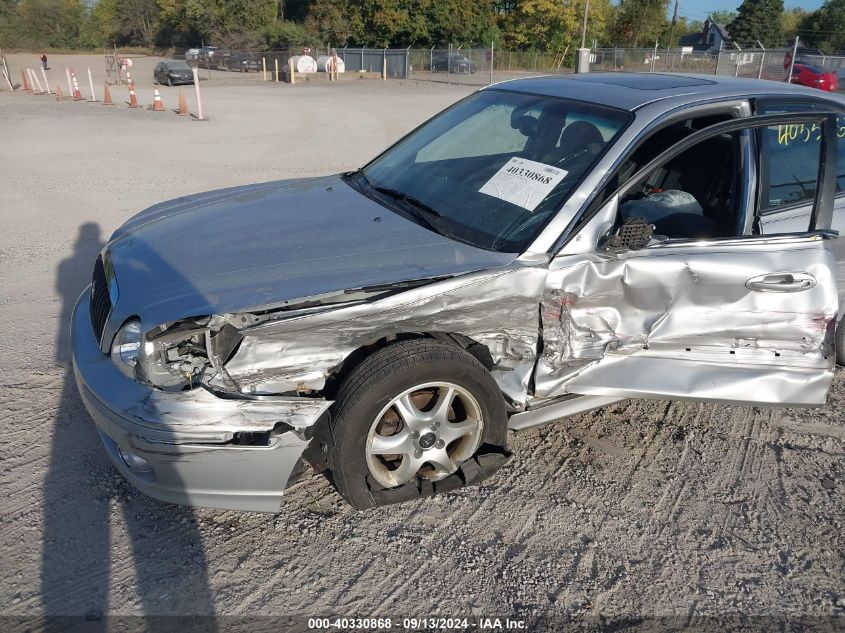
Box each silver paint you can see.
[220,265,547,408]
[71,73,845,512]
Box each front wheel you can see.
[329,339,508,509]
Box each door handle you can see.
[745,272,817,292]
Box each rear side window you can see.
[757,99,845,210]
[764,122,822,208]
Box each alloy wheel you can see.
[365,382,484,489]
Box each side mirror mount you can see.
[556,196,619,257]
[603,217,656,251]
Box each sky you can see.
[676,0,824,21]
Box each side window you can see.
[757,99,845,209]
[614,129,745,241]
[764,122,822,208]
[607,113,734,197]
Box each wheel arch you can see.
[321,331,496,401]
[306,336,512,508]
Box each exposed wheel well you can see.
[320,332,494,401]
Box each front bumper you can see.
[71,287,332,512]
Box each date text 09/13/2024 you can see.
[306,616,527,630]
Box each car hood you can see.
[106,175,516,330]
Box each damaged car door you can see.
[536,113,840,406]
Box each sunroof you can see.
[574,73,716,90]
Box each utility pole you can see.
[576,0,591,72]
[667,0,679,52]
[580,0,591,49]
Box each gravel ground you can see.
[1,54,844,632]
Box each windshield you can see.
[350,89,630,252]
[168,61,191,70]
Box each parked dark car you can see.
[431,53,476,74]
[790,63,839,92]
[153,60,194,86]
[196,46,219,69]
[218,52,260,72]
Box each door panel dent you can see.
[537,237,838,405]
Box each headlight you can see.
[111,315,231,390]
[136,317,216,390]
[111,319,142,378]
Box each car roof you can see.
[485,72,845,111]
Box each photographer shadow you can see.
[41,222,217,630]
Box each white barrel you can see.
[289,55,317,73]
[316,56,345,73]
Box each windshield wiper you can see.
[370,185,445,234]
[346,170,445,235]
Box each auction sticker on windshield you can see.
[479,157,567,211]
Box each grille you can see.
[89,255,112,346]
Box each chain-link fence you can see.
[590,47,845,87]
[407,46,570,86]
[714,49,791,80]
[177,47,412,79]
[792,52,845,79]
[173,44,572,85]
[590,48,718,74]
[336,48,409,78]
[169,44,845,88]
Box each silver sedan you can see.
[72,72,845,512]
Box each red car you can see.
[789,63,839,92]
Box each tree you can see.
[683,18,704,34]
[612,0,669,47]
[12,0,86,47]
[210,0,278,38]
[305,0,361,45]
[156,0,210,47]
[665,16,693,47]
[780,6,808,41]
[78,0,117,47]
[260,19,315,48]
[0,0,17,21]
[501,0,612,51]
[115,0,159,46]
[709,10,736,25]
[799,0,845,52]
[425,0,498,46]
[727,0,784,48]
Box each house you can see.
[679,18,733,52]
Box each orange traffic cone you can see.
[21,70,31,92]
[103,83,113,105]
[177,89,189,116]
[127,82,138,108]
[151,88,164,111]
[71,71,84,101]
[55,84,64,102]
